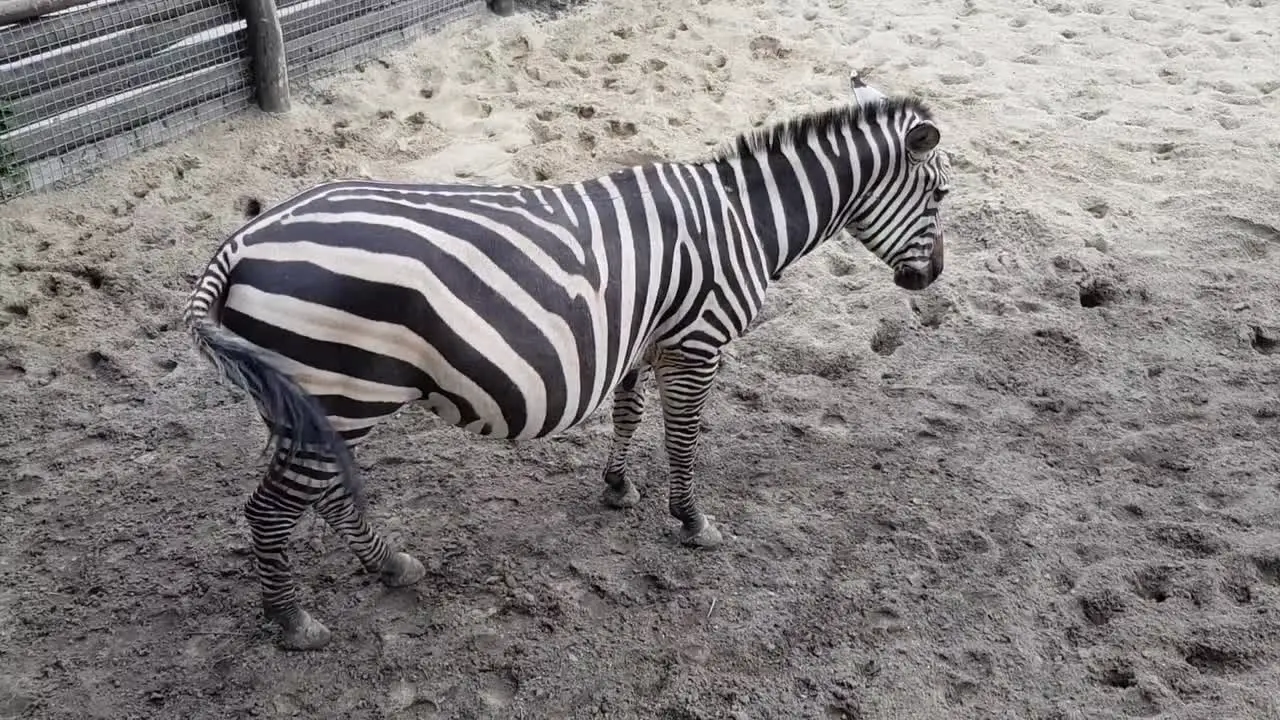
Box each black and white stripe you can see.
[184,72,952,650]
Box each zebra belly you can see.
[415,373,610,441]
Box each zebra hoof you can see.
[278,610,332,651]
[380,552,426,588]
[678,515,723,549]
[601,483,640,509]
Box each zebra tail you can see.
[184,278,366,511]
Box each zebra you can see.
[182,69,952,650]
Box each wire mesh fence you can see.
[0,0,486,203]
[283,0,479,83]
[0,0,252,199]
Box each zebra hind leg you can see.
[245,429,423,651]
[244,445,341,651]
[313,478,425,587]
[654,349,725,549]
[601,365,651,509]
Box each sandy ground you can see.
[3,0,1280,717]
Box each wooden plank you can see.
[287,0,480,79]
[277,0,395,49]
[284,0,473,73]
[276,0,326,11]
[0,2,233,101]
[271,0,474,45]
[0,0,220,63]
[6,29,243,130]
[2,58,250,166]
[238,0,288,112]
[3,84,252,199]
[0,0,99,26]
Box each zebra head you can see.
[846,70,951,291]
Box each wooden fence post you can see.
[487,0,514,16]
[238,0,290,113]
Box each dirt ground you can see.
[2,0,1280,718]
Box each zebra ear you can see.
[905,120,941,159]
[848,69,887,107]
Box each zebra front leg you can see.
[601,365,651,509]
[313,480,425,587]
[245,448,337,651]
[655,349,724,548]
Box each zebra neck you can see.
[713,142,858,281]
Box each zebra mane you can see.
[711,95,933,162]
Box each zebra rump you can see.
[188,315,364,509]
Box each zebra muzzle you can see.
[892,234,944,291]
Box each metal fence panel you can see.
[283,0,480,82]
[1,0,251,199]
[0,0,487,202]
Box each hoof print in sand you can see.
[909,294,953,328]
[823,700,864,720]
[1130,563,1213,607]
[605,120,638,138]
[1081,198,1110,219]
[1147,524,1227,558]
[1247,325,1278,355]
[234,195,263,218]
[1,352,26,380]
[1221,578,1254,606]
[1131,564,1177,603]
[1031,327,1084,349]
[869,319,905,356]
[478,668,520,711]
[1251,554,1280,586]
[934,529,994,563]
[1077,275,1120,309]
[826,252,858,277]
[1088,656,1171,717]
[748,35,790,60]
[81,350,130,384]
[938,648,996,706]
[890,533,936,561]
[3,301,31,319]
[864,606,909,634]
[1079,587,1128,626]
[1182,639,1259,676]
[1074,270,1149,310]
[1222,214,1280,260]
[1094,662,1137,690]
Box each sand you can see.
[2,0,1279,717]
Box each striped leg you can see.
[244,448,333,651]
[601,365,650,509]
[313,479,425,587]
[245,440,422,651]
[654,349,725,548]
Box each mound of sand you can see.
[2,0,1278,717]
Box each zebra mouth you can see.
[892,235,944,291]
